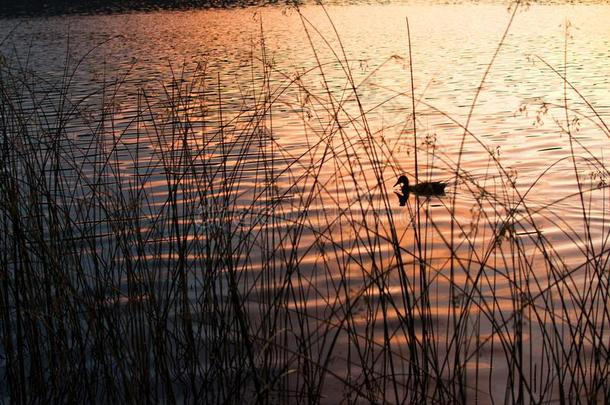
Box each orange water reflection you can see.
[2,2,610,403]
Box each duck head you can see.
[394,175,409,188]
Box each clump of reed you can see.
[1,2,610,403]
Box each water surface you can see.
[1,2,610,403]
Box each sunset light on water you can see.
[1,1,609,403]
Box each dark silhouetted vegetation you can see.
[1,1,610,403]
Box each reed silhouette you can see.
[1,1,609,403]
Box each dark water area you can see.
[1,0,605,17]
[0,0,291,17]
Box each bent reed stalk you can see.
[1,4,610,404]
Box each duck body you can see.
[394,175,446,196]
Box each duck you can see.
[395,191,408,206]
[394,175,446,196]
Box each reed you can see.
[1,2,609,403]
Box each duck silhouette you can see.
[394,175,446,197]
[395,191,409,206]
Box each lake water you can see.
[1,1,610,403]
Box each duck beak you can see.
[393,181,400,187]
